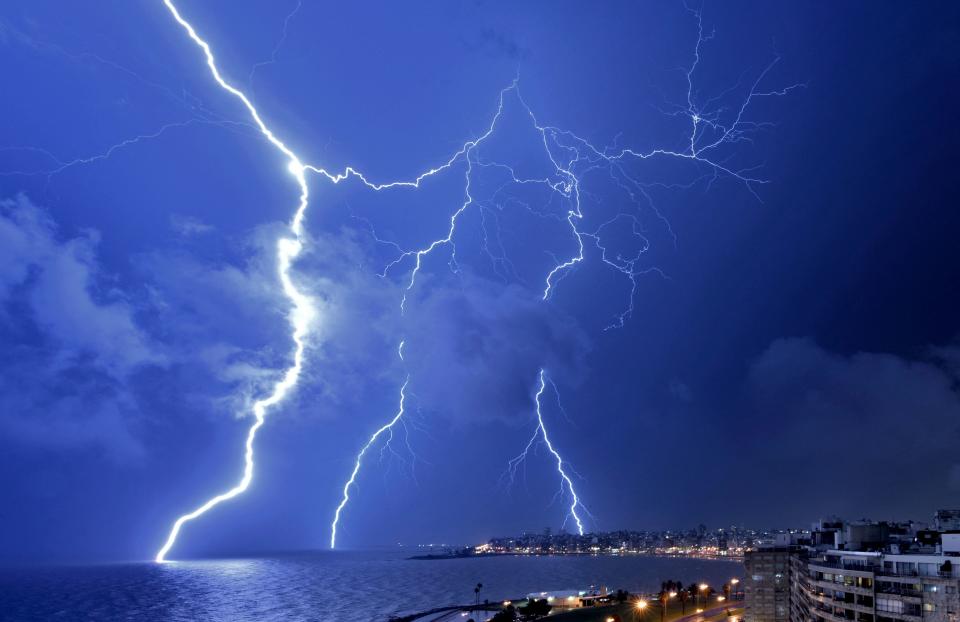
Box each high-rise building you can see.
[743,511,960,622]
[792,549,960,622]
[745,547,794,622]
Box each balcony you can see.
[876,585,922,598]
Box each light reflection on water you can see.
[0,551,742,621]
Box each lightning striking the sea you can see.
[323,6,799,541]
[506,369,588,535]
[12,0,797,557]
[330,366,410,549]
[154,0,316,563]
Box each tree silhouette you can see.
[519,599,552,619]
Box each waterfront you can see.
[0,551,742,621]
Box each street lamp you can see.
[660,588,675,622]
[637,600,649,610]
[697,583,708,608]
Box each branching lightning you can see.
[343,5,800,534]
[1,0,799,556]
[505,369,589,535]
[323,5,799,539]
[330,356,410,549]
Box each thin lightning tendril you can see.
[329,6,799,538]
[330,364,410,549]
[505,369,587,535]
[4,0,798,556]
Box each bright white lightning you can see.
[506,369,587,535]
[146,0,798,557]
[335,7,799,534]
[330,369,410,549]
[155,0,315,563]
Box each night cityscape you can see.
[1,1,957,621]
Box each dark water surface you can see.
[0,551,742,621]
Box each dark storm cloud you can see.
[402,274,590,425]
[463,28,531,60]
[287,222,589,423]
[745,338,960,505]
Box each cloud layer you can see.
[0,195,163,459]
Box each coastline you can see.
[408,551,744,562]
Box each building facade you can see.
[744,513,960,622]
[745,547,794,622]
[792,550,960,622]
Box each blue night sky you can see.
[1,1,958,563]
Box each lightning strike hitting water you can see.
[331,7,799,539]
[330,367,410,549]
[505,369,587,535]
[13,0,797,555]
[155,0,315,563]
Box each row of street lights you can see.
[634,577,742,621]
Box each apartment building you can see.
[743,512,960,622]
[792,549,959,622]
[745,546,794,622]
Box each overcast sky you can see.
[1,1,958,562]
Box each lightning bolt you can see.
[505,369,588,535]
[329,342,410,549]
[155,0,315,563]
[15,0,797,557]
[343,5,800,537]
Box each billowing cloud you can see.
[169,214,214,237]
[401,274,591,424]
[745,337,960,504]
[0,195,163,459]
